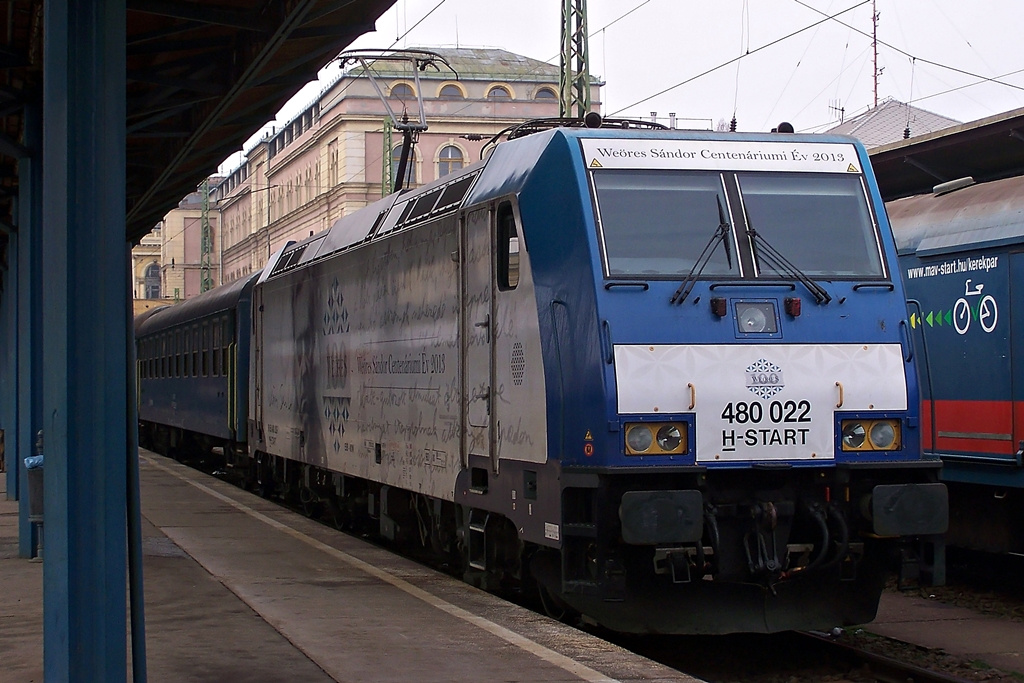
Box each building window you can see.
[439,84,464,99]
[391,144,417,186]
[144,263,161,299]
[487,85,511,99]
[535,87,557,100]
[390,83,414,99]
[438,145,464,177]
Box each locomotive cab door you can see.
[462,206,496,471]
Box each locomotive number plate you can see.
[718,399,813,452]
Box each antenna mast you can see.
[872,0,880,108]
[559,0,591,118]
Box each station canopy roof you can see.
[0,0,395,244]
[869,106,1024,202]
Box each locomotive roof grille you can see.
[264,167,481,279]
[269,243,308,277]
[373,169,481,240]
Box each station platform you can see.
[1,450,699,682]
[870,584,1024,675]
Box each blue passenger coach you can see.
[140,119,948,635]
[889,174,1024,553]
[136,272,258,456]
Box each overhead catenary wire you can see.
[791,0,1024,94]
[609,0,872,117]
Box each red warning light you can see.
[784,297,802,317]
[710,297,727,317]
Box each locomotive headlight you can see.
[841,422,866,449]
[841,419,901,451]
[656,425,683,451]
[625,422,687,455]
[626,425,654,453]
[734,301,778,334]
[869,420,898,449]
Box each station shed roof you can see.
[869,106,1024,202]
[0,0,395,244]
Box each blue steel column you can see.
[16,103,42,557]
[42,1,129,680]
[1,228,16,496]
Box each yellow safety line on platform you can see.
[143,454,621,683]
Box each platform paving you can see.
[1,451,699,682]
[871,589,1024,675]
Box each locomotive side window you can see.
[737,174,883,278]
[496,202,520,290]
[192,325,199,376]
[592,170,737,277]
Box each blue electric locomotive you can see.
[889,174,1024,554]
[139,117,948,634]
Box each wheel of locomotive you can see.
[324,494,349,530]
[537,582,579,623]
[298,486,321,518]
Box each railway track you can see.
[194,451,1010,682]
[797,631,975,683]
[598,628,994,682]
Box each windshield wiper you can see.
[746,223,831,305]
[670,196,733,305]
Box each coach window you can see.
[497,202,520,290]
[175,329,182,377]
[192,325,199,376]
[184,329,192,376]
[202,322,210,376]
[213,319,222,376]
[221,315,231,376]
[162,334,169,378]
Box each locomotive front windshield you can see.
[738,173,884,278]
[595,170,738,277]
[594,169,884,279]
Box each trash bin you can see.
[25,457,44,521]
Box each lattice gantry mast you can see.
[200,178,212,293]
[559,0,591,119]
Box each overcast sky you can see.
[224,0,1024,169]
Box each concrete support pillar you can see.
[42,0,129,679]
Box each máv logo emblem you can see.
[746,359,784,400]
